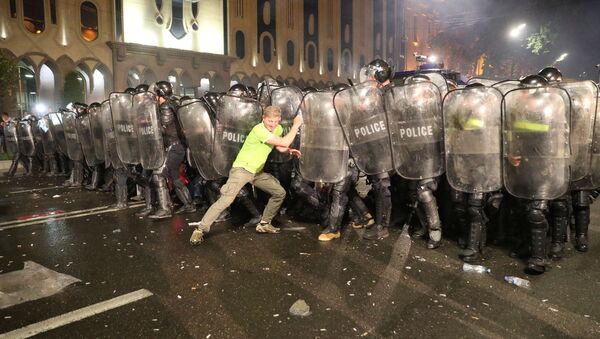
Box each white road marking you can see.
[0,203,144,231]
[0,261,80,309]
[9,186,80,194]
[0,289,153,338]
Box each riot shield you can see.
[16,120,36,157]
[109,92,139,164]
[88,104,105,162]
[76,114,102,166]
[63,111,84,161]
[558,81,597,182]
[132,92,165,170]
[493,80,520,95]
[213,95,262,176]
[443,86,503,193]
[589,83,600,188]
[47,112,68,155]
[177,99,222,180]
[503,86,570,200]
[100,100,124,169]
[422,73,449,97]
[467,77,498,86]
[299,91,349,183]
[333,80,393,175]
[269,86,303,163]
[38,116,56,155]
[3,122,18,156]
[385,81,444,180]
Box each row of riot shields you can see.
[177,94,263,180]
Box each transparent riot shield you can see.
[63,111,84,161]
[3,122,18,156]
[100,100,124,169]
[109,92,139,164]
[269,86,303,163]
[467,77,498,86]
[16,120,36,157]
[423,72,449,98]
[503,86,570,200]
[76,114,102,166]
[589,83,600,188]
[558,81,597,182]
[213,95,262,176]
[38,116,56,155]
[385,81,444,180]
[493,80,521,95]
[299,91,349,183]
[131,92,165,170]
[177,99,222,180]
[47,112,68,155]
[88,104,105,162]
[333,81,393,175]
[443,86,503,193]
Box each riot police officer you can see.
[150,81,196,219]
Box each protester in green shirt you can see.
[189,106,303,245]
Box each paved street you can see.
[1,175,599,338]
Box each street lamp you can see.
[508,23,527,39]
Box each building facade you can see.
[0,0,442,117]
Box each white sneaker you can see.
[256,222,280,234]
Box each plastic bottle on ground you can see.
[504,276,531,289]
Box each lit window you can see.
[81,1,99,42]
[23,0,45,34]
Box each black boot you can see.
[173,179,196,214]
[135,186,154,217]
[574,207,589,252]
[527,226,549,275]
[6,157,19,177]
[237,195,262,228]
[460,221,483,262]
[549,216,567,259]
[110,184,128,210]
[363,224,389,240]
[85,169,100,190]
[148,176,172,220]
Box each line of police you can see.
[3,59,598,276]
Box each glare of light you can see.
[168,75,176,83]
[277,59,281,71]
[30,92,37,95]
[509,23,527,38]
[24,74,34,78]
[427,55,437,63]
[252,55,257,67]
[0,27,6,39]
[76,77,83,81]
[555,53,568,63]
[35,103,47,113]
[132,73,140,80]
[543,105,554,117]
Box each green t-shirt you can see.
[232,122,283,174]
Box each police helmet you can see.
[537,67,562,83]
[228,84,250,97]
[135,84,149,93]
[124,87,136,95]
[302,86,318,95]
[366,59,392,83]
[247,86,258,99]
[332,83,350,92]
[155,81,173,98]
[465,82,485,89]
[88,102,101,109]
[519,74,548,87]
[203,92,221,108]
[446,79,459,91]
[72,102,88,116]
[405,74,431,85]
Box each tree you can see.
[0,54,19,98]
[526,23,556,55]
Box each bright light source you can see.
[132,73,140,80]
[24,74,34,78]
[555,53,568,63]
[29,92,37,95]
[35,103,47,113]
[427,55,437,63]
[168,75,177,83]
[509,23,527,38]
[76,77,83,81]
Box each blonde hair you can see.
[263,105,282,118]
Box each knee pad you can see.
[572,190,591,207]
[550,199,569,218]
[372,177,391,198]
[526,203,547,225]
[417,188,434,203]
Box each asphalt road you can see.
[1,175,599,338]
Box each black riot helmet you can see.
[124,87,136,95]
[247,86,258,99]
[465,82,485,89]
[155,81,173,98]
[203,92,221,108]
[227,84,250,97]
[88,102,101,109]
[72,102,88,117]
[302,86,318,95]
[366,59,392,83]
[135,84,149,93]
[537,67,563,83]
[332,83,350,92]
[446,79,459,91]
[519,74,548,88]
